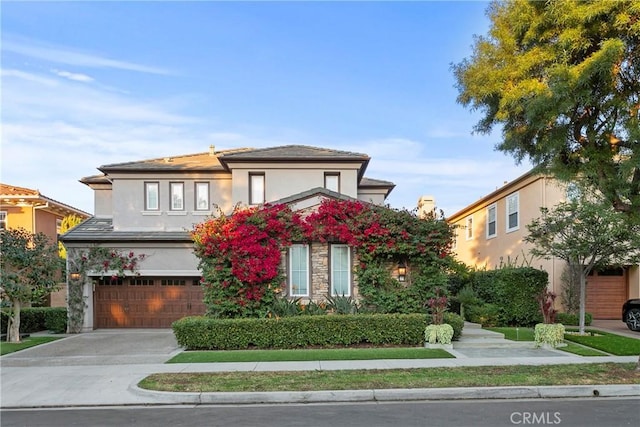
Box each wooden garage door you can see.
[94,277,206,328]
[586,268,628,319]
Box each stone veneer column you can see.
[310,242,329,301]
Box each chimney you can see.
[209,145,216,156]
[417,195,435,219]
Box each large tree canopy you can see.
[454,0,640,216]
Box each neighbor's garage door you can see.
[94,277,206,328]
[586,268,628,319]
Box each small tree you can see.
[58,214,86,259]
[526,199,640,334]
[0,228,62,342]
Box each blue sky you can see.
[1,1,531,216]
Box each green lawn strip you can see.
[0,336,61,355]
[564,329,640,356]
[168,347,453,363]
[486,327,535,341]
[558,342,609,357]
[138,363,640,393]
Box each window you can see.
[170,182,184,210]
[506,193,519,232]
[289,244,309,296]
[195,182,210,211]
[249,173,265,205]
[324,173,340,192]
[331,244,351,296]
[465,216,473,240]
[486,204,497,238]
[145,182,159,211]
[1,211,8,229]
[566,182,581,202]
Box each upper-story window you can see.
[506,192,519,232]
[195,182,210,211]
[145,182,159,211]
[170,182,184,211]
[249,173,265,205]
[486,204,497,238]
[465,215,473,240]
[324,173,340,193]
[289,244,309,297]
[331,244,351,297]
[0,211,7,229]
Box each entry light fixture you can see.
[70,272,81,281]
[397,263,407,282]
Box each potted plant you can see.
[425,288,454,349]
[534,289,565,348]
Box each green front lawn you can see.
[564,329,640,356]
[558,342,609,356]
[486,327,535,341]
[0,336,61,355]
[168,347,454,363]
[139,363,640,392]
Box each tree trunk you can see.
[579,272,587,335]
[7,299,22,343]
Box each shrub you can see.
[534,323,565,348]
[44,307,68,333]
[269,296,303,317]
[425,324,454,345]
[172,314,429,350]
[466,303,501,327]
[1,307,67,334]
[325,294,359,314]
[556,312,593,326]
[473,267,547,326]
[443,312,464,341]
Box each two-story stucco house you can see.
[0,183,91,307]
[61,145,394,329]
[447,171,640,319]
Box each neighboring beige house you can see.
[0,183,91,307]
[447,171,640,320]
[61,145,394,329]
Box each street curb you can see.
[131,384,640,405]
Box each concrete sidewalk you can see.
[1,327,639,408]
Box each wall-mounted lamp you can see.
[70,272,81,281]
[397,264,407,282]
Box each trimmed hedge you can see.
[473,267,548,326]
[174,314,445,350]
[556,312,593,327]
[1,307,68,334]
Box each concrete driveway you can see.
[1,329,182,367]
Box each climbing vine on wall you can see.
[192,200,455,318]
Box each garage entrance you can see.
[94,276,206,328]
[586,268,628,320]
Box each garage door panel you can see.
[95,277,206,328]
[586,270,628,319]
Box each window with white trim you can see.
[506,192,519,232]
[145,182,159,211]
[170,182,184,211]
[331,244,351,296]
[195,182,210,211]
[324,173,340,192]
[465,216,473,240]
[249,173,265,205]
[289,244,309,296]
[486,204,497,238]
[0,211,7,229]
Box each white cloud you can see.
[2,35,171,75]
[52,69,94,83]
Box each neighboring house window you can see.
[195,182,210,211]
[145,182,159,211]
[465,216,473,240]
[331,244,351,296]
[324,173,340,193]
[506,192,519,232]
[170,182,184,211]
[0,211,7,229]
[486,204,497,238]
[289,244,309,297]
[249,173,265,205]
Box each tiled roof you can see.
[60,217,192,243]
[360,177,395,188]
[269,187,359,206]
[0,183,91,217]
[218,145,370,162]
[97,148,250,173]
